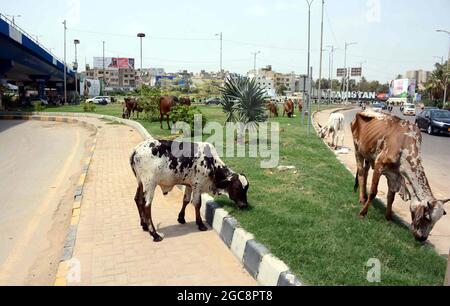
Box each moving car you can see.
[370,103,384,112]
[403,103,416,116]
[415,109,450,135]
[86,96,111,105]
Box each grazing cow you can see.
[179,97,192,106]
[298,100,303,113]
[318,112,345,150]
[130,139,250,242]
[267,101,279,118]
[123,97,143,120]
[352,110,449,241]
[159,96,179,129]
[283,100,295,118]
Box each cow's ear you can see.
[442,199,450,205]
[318,123,322,129]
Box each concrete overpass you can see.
[0,14,76,100]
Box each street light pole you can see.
[252,51,261,73]
[305,0,314,135]
[343,42,357,104]
[137,33,146,85]
[74,39,80,95]
[215,32,223,77]
[317,0,325,112]
[436,30,450,108]
[63,20,67,105]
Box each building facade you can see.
[405,70,431,90]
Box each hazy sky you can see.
[1,0,449,82]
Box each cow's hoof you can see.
[198,224,208,232]
[359,213,367,219]
[385,215,393,222]
[152,234,164,243]
[178,217,186,225]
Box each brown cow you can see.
[352,110,449,241]
[283,100,295,118]
[298,100,303,113]
[123,97,143,120]
[159,96,179,129]
[267,101,279,118]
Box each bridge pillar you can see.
[37,79,46,100]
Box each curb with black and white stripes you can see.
[200,194,304,286]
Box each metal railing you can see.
[0,12,67,66]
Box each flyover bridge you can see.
[0,13,76,100]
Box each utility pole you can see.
[434,56,444,65]
[102,41,106,91]
[215,32,223,77]
[74,39,80,95]
[304,0,314,133]
[436,30,450,108]
[252,51,261,73]
[6,14,21,26]
[343,42,357,104]
[63,20,67,105]
[317,0,325,112]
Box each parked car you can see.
[415,109,450,135]
[205,98,221,106]
[379,102,388,110]
[403,103,416,116]
[86,96,111,105]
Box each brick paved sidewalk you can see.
[69,118,255,286]
[315,109,450,256]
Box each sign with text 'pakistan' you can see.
[317,91,377,100]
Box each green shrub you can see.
[171,105,207,133]
[82,102,96,112]
[33,101,46,112]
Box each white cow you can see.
[318,113,345,150]
[130,138,250,242]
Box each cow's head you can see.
[317,123,330,139]
[214,168,249,209]
[410,199,449,242]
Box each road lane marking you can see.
[0,128,81,285]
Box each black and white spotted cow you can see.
[130,138,250,242]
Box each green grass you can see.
[35,103,446,286]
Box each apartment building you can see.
[405,70,431,90]
[85,68,136,88]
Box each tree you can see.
[425,61,449,104]
[276,84,288,96]
[220,76,268,143]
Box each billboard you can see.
[389,79,416,98]
[80,78,102,97]
[93,57,135,69]
[351,68,362,77]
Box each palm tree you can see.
[425,62,447,103]
[220,76,268,142]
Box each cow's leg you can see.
[134,183,148,232]
[193,192,207,232]
[385,190,396,221]
[167,114,171,130]
[356,153,370,204]
[143,182,163,242]
[160,113,164,129]
[359,162,382,218]
[178,186,193,225]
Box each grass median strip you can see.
[33,104,446,285]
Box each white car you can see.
[86,96,111,105]
[403,104,416,116]
[370,103,384,112]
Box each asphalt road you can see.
[344,107,450,199]
[0,120,89,285]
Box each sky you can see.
[1,0,449,83]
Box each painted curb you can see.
[201,194,304,287]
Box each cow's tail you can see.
[354,170,359,193]
[130,150,138,179]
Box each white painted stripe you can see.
[231,228,254,263]
[257,254,289,286]
[212,208,229,234]
[9,26,22,44]
[201,194,214,219]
